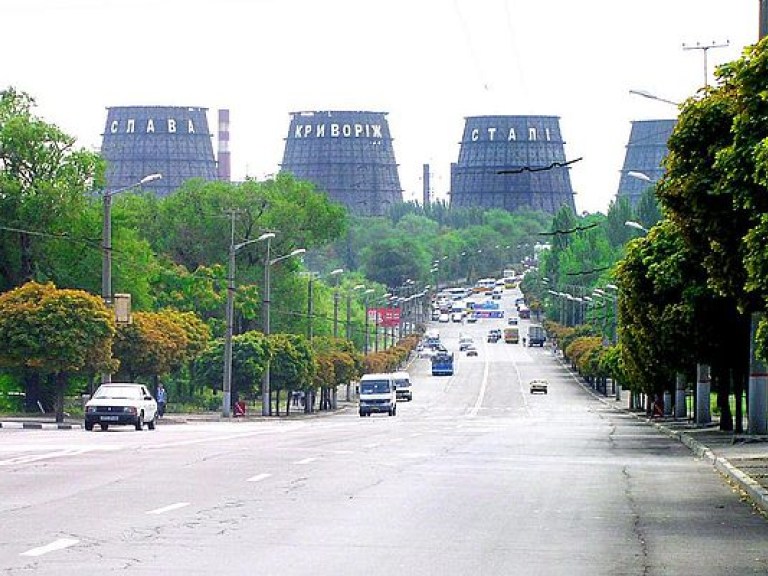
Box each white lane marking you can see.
[294,457,317,465]
[513,349,533,417]
[0,447,119,467]
[247,473,272,483]
[21,538,79,557]
[146,502,190,515]
[468,357,490,417]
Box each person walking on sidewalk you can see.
[156,383,167,418]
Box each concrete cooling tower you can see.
[450,115,576,214]
[616,119,676,207]
[101,106,218,197]
[280,111,403,216]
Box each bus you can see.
[440,287,469,300]
[473,278,497,293]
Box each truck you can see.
[431,351,454,376]
[528,325,546,347]
[504,327,519,344]
[358,373,397,417]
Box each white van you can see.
[391,371,412,402]
[359,373,397,417]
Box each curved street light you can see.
[627,171,652,183]
[625,220,649,234]
[628,89,680,107]
[222,231,275,417]
[262,245,305,416]
[101,172,162,383]
[329,268,344,337]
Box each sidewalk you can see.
[582,378,768,515]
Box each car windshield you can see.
[360,381,391,394]
[93,385,143,400]
[393,379,409,388]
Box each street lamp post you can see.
[101,173,162,383]
[363,288,374,354]
[262,246,306,416]
[222,231,274,418]
[330,268,344,337]
[347,284,365,340]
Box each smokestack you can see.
[422,163,430,206]
[217,109,231,181]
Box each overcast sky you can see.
[3,0,759,214]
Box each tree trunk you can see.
[23,370,42,412]
[734,366,745,434]
[716,364,733,431]
[19,231,33,285]
[54,372,67,423]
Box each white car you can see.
[529,379,548,394]
[438,313,450,323]
[84,383,158,431]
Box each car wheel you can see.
[84,422,93,431]
[100,424,108,431]
[147,418,156,430]
[135,412,144,431]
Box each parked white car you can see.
[84,383,158,431]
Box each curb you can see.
[562,355,768,515]
[0,421,82,430]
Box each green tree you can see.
[0,88,104,291]
[268,333,316,415]
[0,281,114,421]
[194,330,270,403]
[360,236,430,288]
[113,310,189,384]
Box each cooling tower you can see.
[280,111,403,216]
[101,106,218,197]
[616,119,676,207]
[450,115,576,214]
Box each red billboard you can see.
[369,307,400,328]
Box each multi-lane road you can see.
[2,293,768,575]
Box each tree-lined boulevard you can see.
[3,301,768,575]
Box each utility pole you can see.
[682,40,729,88]
[748,4,768,435]
[762,0,768,40]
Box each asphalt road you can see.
[2,297,768,575]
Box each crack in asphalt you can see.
[622,466,651,576]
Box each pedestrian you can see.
[522,336,527,347]
[156,383,167,418]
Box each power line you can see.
[497,157,583,175]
